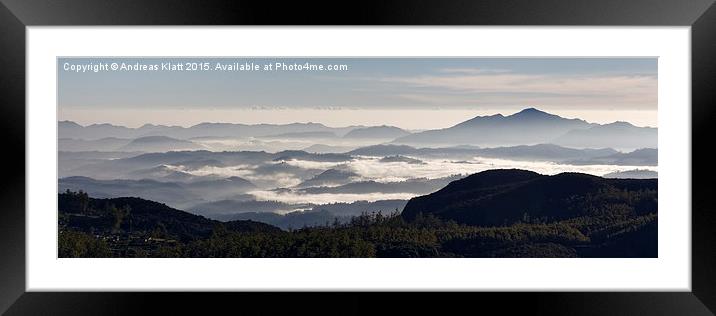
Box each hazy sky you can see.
[58,57,657,129]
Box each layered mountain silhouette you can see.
[346,143,654,165]
[393,108,593,147]
[58,107,659,258]
[59,176,205,208]
[553,121,657,150]
[301,144,357,154]
[296,175,462,195]
[200,199,409,228]
[59,120,360,140]
[190,199,307,217]
[59,137,133,152]
[391,108,656,150]
[378,155,426,164]
[60,108,657,151]
[127,165,196,182]
[348,144,421,156]
[59,176,257,210]
[343,126,411,139]
[261,131,338,139]
[59,135,204,153]
[295,169,360,188]
[119,136,205,152]
[271,150,352,162]
[604,169,658,179]
[567,148,657,166]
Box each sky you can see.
[58,57,658,129]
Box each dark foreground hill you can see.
[58,191,279,257]
[402,169,657,226]
[399,169,657,257]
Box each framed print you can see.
[1,0,715,314]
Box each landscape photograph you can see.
[57,57,658,258]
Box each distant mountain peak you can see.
[519,107,543,113]
[605,121,636,127]
[88,123,123,128]
[453,108,568,129]
[139,123,161,129]
[343,125,410,139]
[59,120,83,127]
[509,107,555,118]
[131,135,180,142]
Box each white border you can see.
[27,27,690,291]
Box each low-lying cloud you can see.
[170,156,657,205]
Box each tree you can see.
[58,230,111,257]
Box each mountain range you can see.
[59,108,656,151]
[392,108,656,150]
[346,144,655,165]
[59,120,360,140]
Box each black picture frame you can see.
[1,0,715,314]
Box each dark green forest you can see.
[59,169,657,258]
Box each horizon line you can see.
[58,107,658,129]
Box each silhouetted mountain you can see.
[59,137,132,152]
[69,150,273,179]
[271,150,353,162]
[553,121,657,150]
[123,151,273,167]
[59,187,656,258]
[301,144,358,154]
[190,199,309,217]
[59,192,280,243]
[252,161,322,180]
[297,175,463,195]
[59,151,141,160]
[219,210,341,230]
[59,121,138,139]
[393,108,593,147]
[59,120,83,129]
[180,122,348,139]
[568,148,657,166]
[347,144,486,160]
[119,136,205,152]
[343,126,410,139]
[402,169,657,226]
[347,144,420,156]
[58,176,203,208]
[173,158,225,170]
[182,177,257,199]
[261,131,338,139]
[309,199,408,217]
[65,149,357,188]
[475,144,618,161]
[208,199,409,229]
[193,198,407,224]
[127,165,197,182]
[378,155,425,164]
[59,120,358,140]
[603,169,658,179]
[295,168,360,188]
[348,143,620,162]
[58,151,143,178]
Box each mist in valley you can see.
[58,108,658,230]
